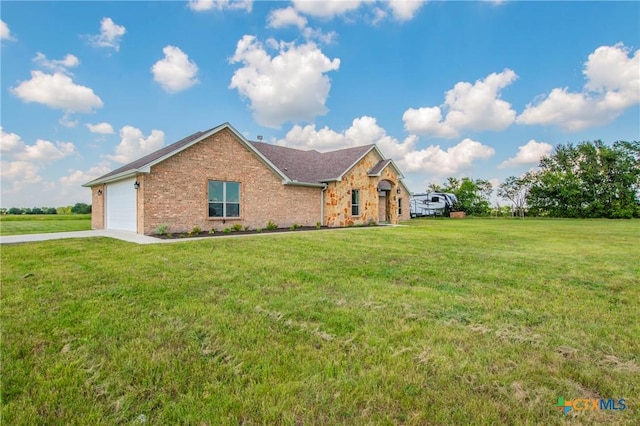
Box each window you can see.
[398,198,402,215]
[431,196,440,202]
[208,181,240,218]
[351,189,360,216]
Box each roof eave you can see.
[82,170,141,187]
[284,181,326,188]
[368,159,405,179]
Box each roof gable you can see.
[83,123,288,186]
[250,142,374,183]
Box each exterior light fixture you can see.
[396,188,401,194]
[134,181,140,190]
[97,189,103,196]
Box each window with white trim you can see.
[208,181,240,218]
[351,189,360,216]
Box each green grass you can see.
[1,219,638,425]
[0,214,91,236]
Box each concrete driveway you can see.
[0,230,164,245]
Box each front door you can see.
[378,191,389,223]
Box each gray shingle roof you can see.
[87,128,212,183]
[249,142,374,183]
[84,123,382,187]
[368,159,392,176]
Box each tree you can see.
[498,174,532,218]
[8,207,23,215]
[441,177,493,216]
[527,140,640,218]
[426,182,443,193]
[71,203,92,214]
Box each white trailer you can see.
[410,192,458,218]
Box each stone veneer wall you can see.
[141,128,322,235]
[91,185,105,230]
[324,150,408,226]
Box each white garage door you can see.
[106,177,137,232]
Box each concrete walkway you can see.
[0,224,400,246]
[0,230,162,245]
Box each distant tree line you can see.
[428,140,640,219]
[1,203,91,215]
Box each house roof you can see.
[368,159,392,176]
[84,122,405,188]
[90,129,211,183]
[250,142,375,183]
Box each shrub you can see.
[232,223,243,232]
[256,228,263,233]
[223,228,232,234]
[189,226,202,236]
[209,228,216,235]
[156,223,168,235]
[290,224,297,231]
[266,220,278,231]
[316,221,322,229]
[244,225,250,231]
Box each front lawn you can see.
[1,219,638,424]
[0,214,91,236]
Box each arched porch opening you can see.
[377,179,397,224]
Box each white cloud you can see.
[19,140,76,162]
[399,138,495,175]
[1,127,76,162]
[89,17,126,51]
[59,114,79,128]
[1,19,16,41]
[151,46,199,93]
[388,0,425,21]
[277,116,416,154]
[86,122,115,134]
[517,43,640,131]
[33,52,79,74]
[267,7,337,44]
[229,35,340,128]
[0,127,24,154]
[301,27,338,44]
[288,0,424,23]
[10,71,103,113]
[403,69,518,138]
[106,126,165,164]
[187,0,252,12]
[0,161,42,185]
[292,0,365,18]
[60,163,112,187]
[498,140,553,169]
[267,7,308,29]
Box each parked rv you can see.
[410,192,458,218]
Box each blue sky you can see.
[1,0,639,208]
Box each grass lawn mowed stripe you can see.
[1,219,638,424]
[0,214,91,236]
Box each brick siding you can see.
[140,128,321,235]
[91,185,105,230]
